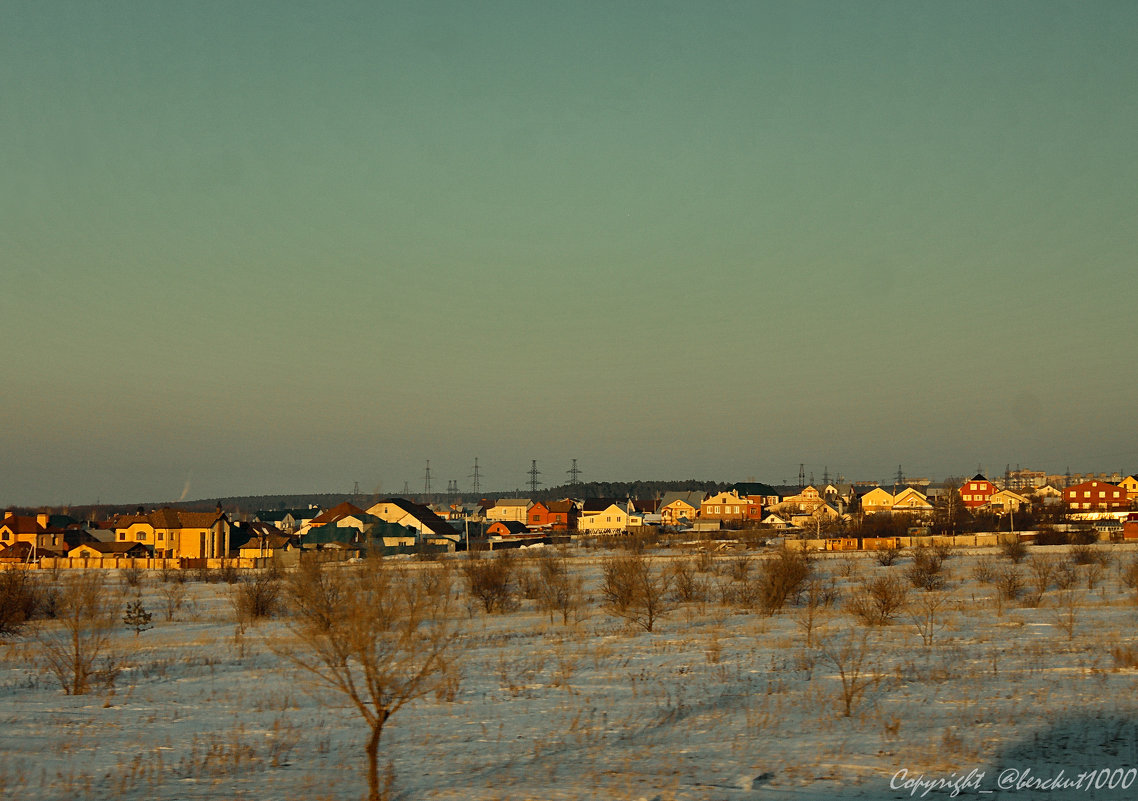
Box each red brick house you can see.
[545,500,579,531]
[1065,481,1129,511]
[527,502,551,529]
[960,475,998,509]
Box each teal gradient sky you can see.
[3,2,1137,505]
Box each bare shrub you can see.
[694,550,716,574]
[1053,559,1079,591]
[119,566,144,590]
[534,554,585,625]
[232,568,283,623]
[279,560,460,801]
[1068,544,1101,566]
[1001,538,1027,564]
[931,543,955,562]
[996,565,1024,601]
[818,632,877,717]
[37,572,120,695]
[875,545,902,567]
[756,546,812,615]
[669,558,709,604]
[1111,645,1138,669]
[795,577,837,647]
[847,575,908,626]
[1024,556,1056,607]
[906,546,946,591]
[727,556,752,583]
[0,570,46,637]
[600,553,673,632]
[461,552,517,614]
[1034,526,1068,546]
[218,562,241,585]
[971,558,997,584]
[908,591,947,647]
[1053,588,1081,641]
[159,581,187,622]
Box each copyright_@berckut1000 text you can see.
[891,767,1138,797]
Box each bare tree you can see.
[795,576,837,647]
[280,559,460,801]
[847,575,908,626]
[600,553,673,632]
[534,552,586,625]
[908,590,947,647]
[37,572,120,695]
[818,632,877,717]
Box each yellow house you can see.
[659,491,704,526]
[859,487,895,515]
[988,489,1030,513]
[577,503,641,534]
[1120,475,1138,502]
[891,488,933,517]
[113,509,230,559]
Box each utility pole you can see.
[528,460,542,495]
[567,458,581,487]
[470,458,482,496]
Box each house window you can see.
[157,533,164,541]
[119,533,126,541]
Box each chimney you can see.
[37,513,49,529]
[3,509,13,520]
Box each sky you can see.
[3,1,1137,506]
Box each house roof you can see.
[113,509,226,530]
[546,500,577,514]
[732,482,780,497]
[73,541,150,555]
[489,520,530,536]
[376,498,459,538]
[307,502,368,526]
[0,541,66,559]
[0,515,46,535]
[659,491,706,509]
[495,498,532,507]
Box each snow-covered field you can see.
[3,545,1138,800]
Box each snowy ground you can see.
[3,545,1138,800]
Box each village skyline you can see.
[4,3,1136,510]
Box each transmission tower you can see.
[470,458,482,495]
[567,458,581,486]
[894,465,904,493]
[822,466,830,486]
[401,481,411,496]
[528,459,542,494]
[422,460,432,503]
[447,479,458,506]
[798,464,806,490]
[352,481,360,498]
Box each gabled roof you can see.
[307,502,368,526]
[0,541,66,559]
[660,491,706,509]
[495,498,532,507]
[489,520,530,536]
[0,515,46,535]
[73,541,150,555]
[546,500,577,514]
[972,474,989,482]
[376,498,459,538]
[582,497,619,513]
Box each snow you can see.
[2,547,1138,800]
